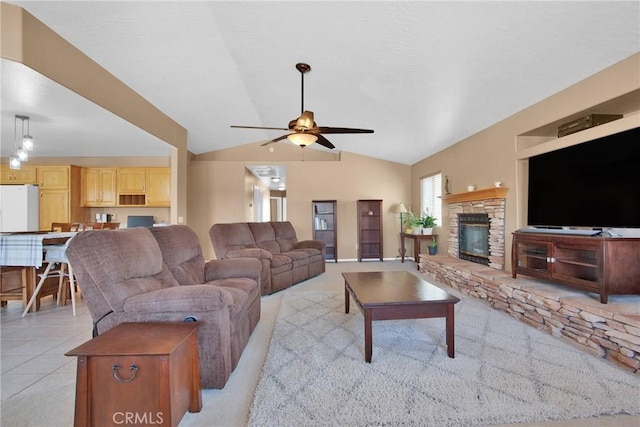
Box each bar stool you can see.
[22,237,77,317]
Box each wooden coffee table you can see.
[343,271,460,363]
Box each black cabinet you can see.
[357,199,383,262]
[313,200,337,262]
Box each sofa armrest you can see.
[225,248,273,260]
[204,258,262,283]
[293,240,326,251]
[123,284,233,313]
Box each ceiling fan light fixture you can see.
[287,133,317,147]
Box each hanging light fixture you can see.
[21,116,34,151]
[9,154,21,170]
[287,132,317,147]
[10,115,36,169]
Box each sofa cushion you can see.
[123,284,233,313]
[210,223,258,258]
[248,223,281,254]
[66,228,179,315]
[210,277,260,304]
[271,221,298,252]
[150,225,206,285]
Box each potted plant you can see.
[410,213,423,234]
[428,236,437,255]
[420,214,437,235]
[403,212,422,234]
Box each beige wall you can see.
[411,53,640,271]
[189,145,411,260]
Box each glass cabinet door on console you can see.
[552,242,602,290]
[312,200,337,262]
[514,239,552,277]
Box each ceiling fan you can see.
[231,63,374,149]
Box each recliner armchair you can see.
[66,225,261,389]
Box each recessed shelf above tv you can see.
[516,112,640,160]
[519,89,639,139]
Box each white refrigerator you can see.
[0,185,40,232]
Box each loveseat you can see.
[209,221,325,295]
[66,225,261,389]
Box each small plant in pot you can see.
[403,212,423,234]
[420,213,437,235]
[428,236,437,255]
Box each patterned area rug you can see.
[248,291,639,426]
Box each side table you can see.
[400,232,437,269]
[66,322,202,427]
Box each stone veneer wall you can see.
[420,255,640,374]
[447,198,505,270]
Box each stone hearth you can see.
[419,255,640,374]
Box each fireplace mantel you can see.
[441,187,509,204]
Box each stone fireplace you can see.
[459,213,490,265]
[442,187,508,270]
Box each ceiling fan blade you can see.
[231,125,289,131]
[260,134,291,146]
[315,134,335,149]
[317,127,374,134]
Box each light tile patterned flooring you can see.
[1,260,638,426]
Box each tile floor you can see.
[1,295,92,402]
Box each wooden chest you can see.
[66,322,202,427]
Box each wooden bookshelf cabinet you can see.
[312,200,337,262]
[512,231,640,303]
[357,199,383,262]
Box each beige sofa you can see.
[209,221,325,295]
[66,225,261,389]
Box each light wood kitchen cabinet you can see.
[81,168,116,207]
[40,190,70,229]
[0,164,37,184]
[39,165,70,190]
[38,165,83,230]
[117,168,146,194]
[117,167,170,207]
[146,169,171,206]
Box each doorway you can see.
[246,165,287,222]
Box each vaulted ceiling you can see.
[2,1,639,165]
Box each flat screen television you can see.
[527,126,640,229]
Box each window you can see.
[420,173,442,226]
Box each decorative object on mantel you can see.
[494,181,502,187]
[466,185,476,192]
[444,175,451,195]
